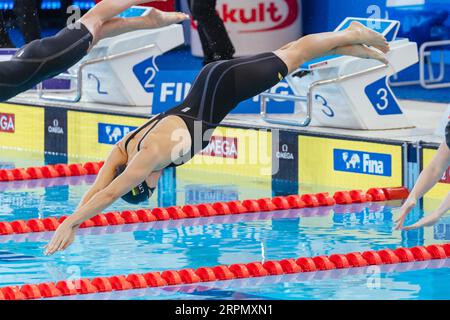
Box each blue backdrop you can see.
[1,0,450,34]
[302,0,387,34]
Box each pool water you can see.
[0,149,449,300]
[55,260,450,300]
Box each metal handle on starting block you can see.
[260,64,388,127]
[419,40,450,89]
[260,93,309,126]
[37,44,156,103]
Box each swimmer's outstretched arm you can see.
[395,143,450,230]
[403,193,450,230]
[45,147,163,255]
[76,146,127,209]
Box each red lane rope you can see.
[0,205,341,244]
[0,162,104,182]
[158,258,450,296]
[0,187,409,236]
[1,243,448,300]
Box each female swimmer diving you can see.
[45,21,390,255]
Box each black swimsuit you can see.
[124,52,289,168]
[0,23,92,102]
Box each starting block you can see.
[261,17,418,130]
[38,6,185,106]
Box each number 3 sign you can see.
[365,77,402,115]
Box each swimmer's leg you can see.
[79,0,165,43]
[96,9,189,41]
[334,44,388,65]
[275,22,390,73]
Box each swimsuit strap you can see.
[137,117,163,152]
[124,114,162,153]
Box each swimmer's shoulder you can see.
[116,130,134,155]
[116,140,127,155]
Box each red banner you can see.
[201,136,238,159]
[440,167,450,184]
[0,113,15,133]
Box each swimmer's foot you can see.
[347,21,390,53]
[134,0,169,5]
[336,44,389,64]
[144,8,190,29]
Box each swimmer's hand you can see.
[44,220,78,256]
[394,197,417,230]
[403,211,442,230]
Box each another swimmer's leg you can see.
[79,0,162,43]
[334,44,389,64]
[274,25,389,73]
[96,9,189,40]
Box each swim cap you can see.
[446,121,450,150]
[116,165,150,204]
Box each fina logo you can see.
[333,148,392,177]
[105,126,122,143]
[48,119,64,135]
[98,123,137,145]
[342,152,360,170]
[276,144,294,160]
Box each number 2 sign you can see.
[133,56,159,93]
[365,77,402,115]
